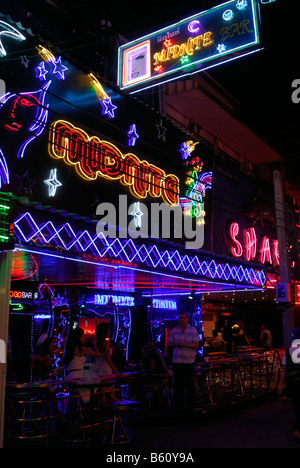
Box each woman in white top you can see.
[64,327,99,403]
[94,322,121,403]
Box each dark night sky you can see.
[12,0,300,182]
[65,0,300,177]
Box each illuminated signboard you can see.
[152,298,177,310]
[94,294,135,307]
[227,221,279,266]
[49,119,180,206]
[118,0,260,92]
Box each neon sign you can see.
[0,21,26,57]
[44,168,62,197]
[153,299,177,310]
[118,0,260,92]
[180,155,212,223]
[0,80,51,159]
[227,221,280,266]
[14,211,267,288]
[49,120,180,206]
[10,290,33,300]
[88,73,117,118]
[94,294,135,307]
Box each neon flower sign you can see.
[227,221,280,266]
[49,120,180,206]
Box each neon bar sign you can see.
[49,120,179,206]
[118,0,260,92]
[153,298,177,310]
[94,294,135,307]
[227,221,280,266]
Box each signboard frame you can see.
[118,0,261,93]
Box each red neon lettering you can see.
[49,120,179,206]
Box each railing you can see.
[4,351,282,446]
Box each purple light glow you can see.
[14,211,267,288]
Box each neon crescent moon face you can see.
[188,20,200,34]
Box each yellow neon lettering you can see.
[202,31,214,47]
[153,33,214,65]
[49,120,179,206]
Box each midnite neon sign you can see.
[227,221,280,266]
[118,0,260,92]
[49,120,179,206]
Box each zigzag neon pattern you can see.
[14,211,266,287]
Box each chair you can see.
[141,373,171,409]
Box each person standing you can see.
[260,324,272,351]
[167,312,200,415]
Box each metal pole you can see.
[273,170,293,349]
[0,251,12,448]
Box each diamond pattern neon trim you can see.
[14,212,266,287]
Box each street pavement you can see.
[128,395,300,449]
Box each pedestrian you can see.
[278,328,300,442]
[167,311,200,415]
[260,324,272,351]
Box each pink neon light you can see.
[229,222,243,258]
[259,236,272,265]
[243,227,257,262]
[228,221,279,266]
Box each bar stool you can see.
[5,385,50,447]
[103,399,139,445]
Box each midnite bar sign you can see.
[118,0,260,92]
[49,120,179,206]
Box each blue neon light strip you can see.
[14,211,266,287]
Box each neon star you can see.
[130,202,143,228]
[180,56,189,64]
[35,62,49,81]
[163,39,172,48]
[101,97,117,118]
[127,124,139,147]
[156,119,167,142]
[20,55,30,68]
[180,140,199,160]
[50,56,68,80]
[217,43,226,53]
[44,169,62,197]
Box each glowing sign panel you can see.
[49,120,179,206]
[118,0,260,92]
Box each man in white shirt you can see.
[167,312,200,414]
